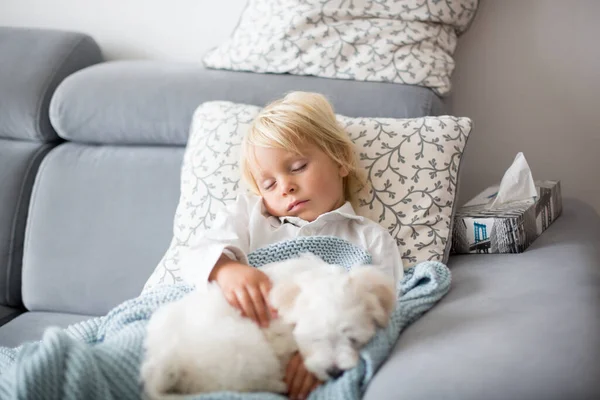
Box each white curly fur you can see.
[141,255,395,398]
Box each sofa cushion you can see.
[21,143,183,315]
[49,61,445,146]
[203,0,479,96]
[0,27,102,142]
[0,311,91,348]
[144,100,471,289]
[0,140,54,308]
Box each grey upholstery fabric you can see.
[50,61,446,145]
[0,27,103,142]
[0,305,23,328]
[22,143,183,316]
[365,198,600,400]
[2,198,598,400]
[0,140,54,307]
[0,311,92,348]
[0,26,103,315]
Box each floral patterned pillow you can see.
[143,101,472,290]
[203,0,479,96]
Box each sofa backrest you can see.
[0,27,102,311]
[22,62,446,315]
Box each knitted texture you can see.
[247,236,372,269]
[0,238,451,400]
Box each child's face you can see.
[250,143,348,222]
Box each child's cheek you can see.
[262,197,281,217]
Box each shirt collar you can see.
[264,201,364,228]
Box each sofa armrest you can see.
[0,26,103,142]
[0,27,103,310]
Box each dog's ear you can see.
[269,281,301,320]
[350,267,396,328]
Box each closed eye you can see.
[263,180,275,190]
[291,163,307,172]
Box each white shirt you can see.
[180,194,404,286]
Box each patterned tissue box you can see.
[451,181,562,254]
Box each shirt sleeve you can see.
[179,194,254,287]
[365,224,405,284]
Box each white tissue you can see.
[489,152,537,209]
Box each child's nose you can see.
[281,180,297,195]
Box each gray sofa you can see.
[1,27,599,400]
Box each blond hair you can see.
[241,91,366,208]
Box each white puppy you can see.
[141,255,395,398]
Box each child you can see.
[181,92,403,400]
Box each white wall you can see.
[2,0,599,213]
[0,0,246,61]
[451,0,600,212]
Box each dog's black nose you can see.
[326,366,343,379]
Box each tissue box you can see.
[451,180,562,254]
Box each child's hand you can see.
[210,257,276,327]
[285,352,321,400]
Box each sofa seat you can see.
[365,198,600,400]
[0,311,94,348]
[0,199,597,399]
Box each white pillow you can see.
[143,101,472,290]
[203,0,479,96]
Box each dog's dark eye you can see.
[349,337,360,347]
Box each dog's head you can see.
[269,259,396,381]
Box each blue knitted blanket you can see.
[0,237,451,400]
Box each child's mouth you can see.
[288,200,309,211]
